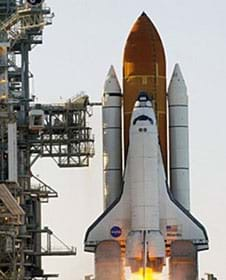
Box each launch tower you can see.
[0,1,94,279]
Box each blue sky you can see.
[32,1,226,279]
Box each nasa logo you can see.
[26,0,43,6]
[110,226,122,238]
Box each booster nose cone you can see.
[169,64,186,88]
[168,63,187,105]
[104,65,121,94]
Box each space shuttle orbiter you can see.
[85,92,208,273]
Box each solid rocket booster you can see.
[102,66,122,208]
[168,64,190,210]
[123,12,167,170]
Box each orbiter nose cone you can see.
[137,91,150,102]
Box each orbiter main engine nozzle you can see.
[126,230,165,273]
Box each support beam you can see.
[8,121,18,182]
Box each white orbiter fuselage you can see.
[85,91,208,272]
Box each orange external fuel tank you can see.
[123,12,167,170]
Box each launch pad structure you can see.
[0,2,212,280]
[0,1,94,279]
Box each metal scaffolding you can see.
[0,1,94,279]
[30,98,94,168]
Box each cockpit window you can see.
[133,115,154,125]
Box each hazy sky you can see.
[31,0,226,279]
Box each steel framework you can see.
[0,1,94,279]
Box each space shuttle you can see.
[85,89,208,272]
[84,12,208,275]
